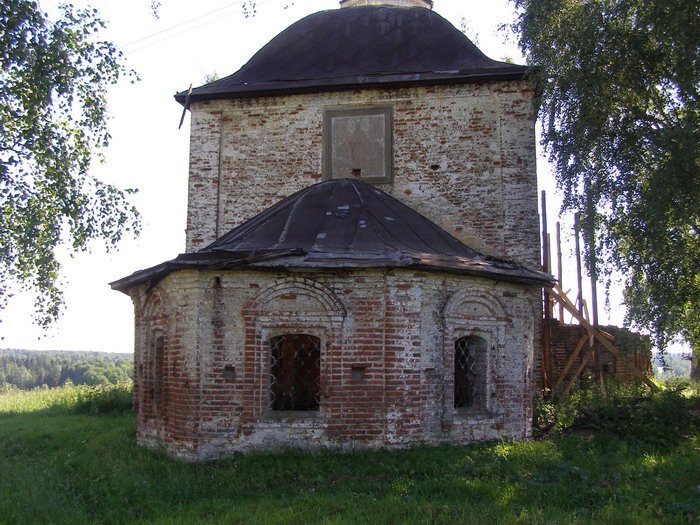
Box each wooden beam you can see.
[541,191,552,392]
[547,233,554,318]
[552,334,588,392]
[556,222,564,322]
[599,329,615,341]
[574,213,584,315]
[561,336,595,396]
[541,191,549,273]
[548,285,660,392]
[543,319,552,392]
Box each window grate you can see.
[454,336,486,409]
[269,334,321,411]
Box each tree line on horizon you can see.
[0,349,133,390]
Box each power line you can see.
[118,0,248,50]
[125,11,242,54]
[122,0,281,55]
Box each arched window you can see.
[269,334,321,411]
[454,335,487,409]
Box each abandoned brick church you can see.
[112,0,553,461]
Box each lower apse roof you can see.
[111,179,553,293]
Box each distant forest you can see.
[654,353,692,380]
[0,349,133,390]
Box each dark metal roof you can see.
[111,179,552,292]
[175,6,527,104]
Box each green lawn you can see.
[0,385,698,524]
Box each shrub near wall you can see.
[534,381,698,449]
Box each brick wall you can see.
[153,76,545,460]
[541,320,653,392]
[185,81,539,267]
[130,271,204,460]
[132,269,541,460]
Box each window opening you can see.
[223,365,236,383]
[351,365,366,380]
[269,334,321,411]
[454,335,487,409]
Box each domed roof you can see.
[175,6,527,104]
[111,179,551,292]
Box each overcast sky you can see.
[2,0,644,353]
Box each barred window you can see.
[269,334,321,412]
[454,335,487,409]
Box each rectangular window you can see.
[269,334,321,411]
[454,335,487,409]
[323,107,393,184]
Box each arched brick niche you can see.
[131,277,206,460]
[132,287,173,447]
[239,278,346,445]
[441,288,522,442]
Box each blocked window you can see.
[269,334,321,411]
[153,336,165,408]
[454,335,487,409]
[323,107,393,183]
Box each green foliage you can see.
[604,325,652,359]
[534,382,699,450]
[0,0,140,326]
[511,0,700,367]
[71,381,133,414]
[0,381,133,415]
[0,385,698,523]
[0,349,133,389]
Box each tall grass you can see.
[0,381,133,415]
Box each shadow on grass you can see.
[0,407,697,525]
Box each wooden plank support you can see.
[574,213,584,314]
[562,337,596,396]
[556,222,564,322]
[541,191,553,392]
[552,334,588,392]
[547,233,554,318]
[548,285,660,393]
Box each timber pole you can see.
[541,190,552,393]
[584,188,606,397]
[574,213,584,315]
[556,222,564,322]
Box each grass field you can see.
[0,383,698,524]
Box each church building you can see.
[112,0,552,461]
